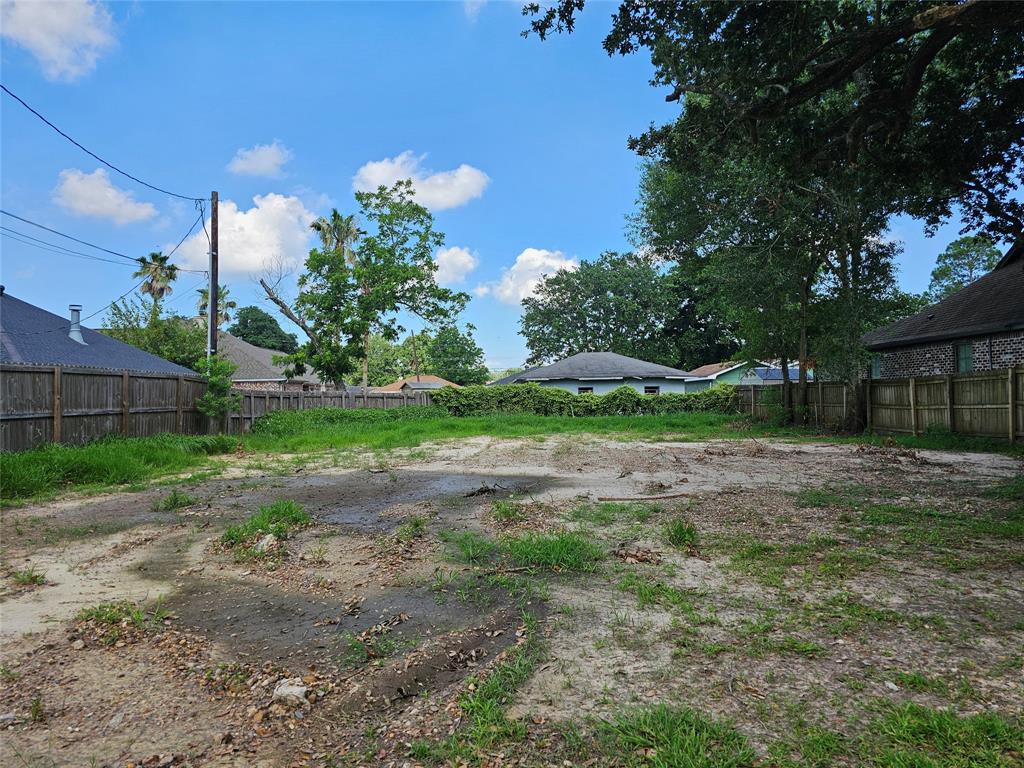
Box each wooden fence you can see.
[735,367,1022,442]
[1,364,207,452]
[226,389,434,434]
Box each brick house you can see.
[862,248,1024,379]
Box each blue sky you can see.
[0,1,989,371]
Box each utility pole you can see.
[207,190,219,358]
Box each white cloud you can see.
[53,168,157,225]
[352,151,489,211]
[476,248,578,305]
[463,1,486,22]
[435,246,479,285]
[1,0,115,81]
[176,193,316,276]
[227,141,293,177]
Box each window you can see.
[955,343,973,373]
[577,386,593,394]
[870,355,881,380]
[644,385,661,396]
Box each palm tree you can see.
[133,251,178,322]
[196,285,237,327]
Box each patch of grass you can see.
[893,671,949,696]
[0,664,18,681]
[222,499,310,546]
[12,565,46,586]
[863,703,1023,767]
[78,600,148,627]
[617,572,701,616]
[0,433,236,502]
[340,631,415,668]
[491,498,526,523]
[396,514,427,542]
[664,517,699,549]
[152,489,198,511]
[598,704,756,768]
[29,694,45,723]
[568,501,661,526]
[441,530,497,565]
[982,476,1024,501]
[501,530,604,572]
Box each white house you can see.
[490,352,696,395]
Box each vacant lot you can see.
[1,429,1021,767]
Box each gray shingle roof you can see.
[219,333,323,386]
[493,352,694,383]
[0,292,197,375]
[862,252,1024,350]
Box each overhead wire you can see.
[1,83,207,203]
[1,278,149,336]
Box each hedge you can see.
[250,405,448,437]
[430,383,738,417]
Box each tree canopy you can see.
[227,306,298,353]
[925,235,1003,302]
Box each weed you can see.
[0,664,17,681]
[29,694,44,723]
[78,600,147,627]
[502,530,604,572]
[664,517,699,549]
[222,499,310,546]
[491,499,526,523]
[396,514,427,542]
[152,489,198,511]
[442,530,497,564]
[983,476,1024,501]
[893,671,949,696]
[12,565,46,586]
[305,537,329,564]
[618,572,701,616]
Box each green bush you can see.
[431,383,738,418]
[222,499,310,546]
[250,405,447,437]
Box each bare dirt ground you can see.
[1,435,1021,767]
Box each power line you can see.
[166,210,204,259]
[0,226,130,266]
[0,209,207,273]
[1,278,149,336]
[1,83,207,203]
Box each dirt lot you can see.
[1,435,1021,766]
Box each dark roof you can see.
[862,251,1024,350]
[493,352,693,383]
[753,366,813,381]
[0,292,196,375]
[218,332,322,385]
[491,366,541,386]
[401,380,446,390]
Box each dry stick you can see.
[596,491,692,502]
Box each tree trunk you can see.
[797,275,810,424]
[362,331,369,393]
[411,333,422,382]
[780,353,792,423]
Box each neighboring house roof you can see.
[219,333,322,386]
[862,250,1024,351]
[401,380,446,391]
[376,374,459,391]
[0,291,196,375]
[688,361,749,379]
[495,352,694,383]
[751,366,813,381]
[491,366,541,386]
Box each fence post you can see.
[176,375,184,433]
[1009,367,1016,444]
[909,377,918,436]
[945,375,954,432]
[866,379,872,432]
[750,384,755,416]
[817,378,823,426]
[121,370,131,435]
[52,366,62,444]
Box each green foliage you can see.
[0,433,235,502]
[664,517,699,549]
[441,530,497,565]
[12,565,46,586]
[598,704,756,768]
[424,325,490,385]
[227,306,298,353]
[222,499,310,546]
[501,530,604,572]
[926,236,1004,302]
[102,295,206,370]
[250,405,447,437]
[431,383,738,417]
[196,284,236,327]
[152,489,198,511]
[195,354,242,423]
[983,476,1024,502]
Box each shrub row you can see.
[249,404,448,437]
[431,383,738,417]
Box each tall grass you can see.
[0,433,235,502]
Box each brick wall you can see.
[873,330,1024,379]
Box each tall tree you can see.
[424,325,490,386]
[260,181,468,387]
[196,284,237,327]
[103,296,205,369]
[925,236,1002,302]
[132,251,178,323]
[227,306,298,353]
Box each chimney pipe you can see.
[68,304,86,345]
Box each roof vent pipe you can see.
[68,304,86,345]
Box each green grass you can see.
[78,600,148,627]
[665,517,699,549]
[893,671,950,696]
[598,704,756,768]
[222,499,310,546]
[0,433,236,502]
[441,530,498,564]
[501,530,604,572]
[617,572,701,615]
[11,565,46,586]
[152,489,198,511]
[983,476,1024,501]
[491,499,526,523]
[396,514,427,542]
[569,501,659,526]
